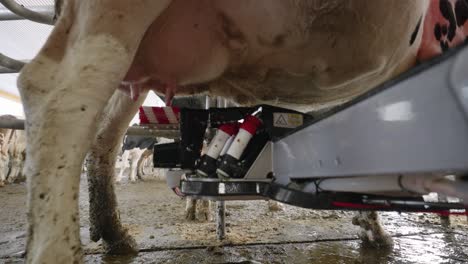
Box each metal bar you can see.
[0,65,17,74]
[207,96,227,240]
[216,201,226,240]
[0,0,54,25]
[0,117,24,129]
[0,52,25,72]
[126,126,179,138]
[0,5,54,21]
[0,119,180,138]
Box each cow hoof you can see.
[0,181,4,187]
[195,211,211,222]
[7,178,16,184]
[104,234,138,255]
[185,210,196,221]
[359,230,394,249]
[267,201,285,212]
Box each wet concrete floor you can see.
[0,178,467,263]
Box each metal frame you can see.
[0,0,54,24]
[0,1,54,73]
[0,65,17,74]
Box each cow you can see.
[0,115,26,186]
[16,0,468,262]
[116,148,147,182]
[115,133,158,182]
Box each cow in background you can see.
[0,115,26,186]
[116,132,158,183]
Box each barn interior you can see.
[1,1,468,264]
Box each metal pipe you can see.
[207,96,227,240]
[0,119,180,138]
[216,201,226,240]
[0,117,24,130]
[0,5,54,21]
[0,0,54,25]
[0,65,17,74]
[125,126,179,139]
[0,52,25,72]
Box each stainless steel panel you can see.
[274,46,468,179]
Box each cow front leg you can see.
[86,90,147,254]
[17,1,171,262]
[352,211,393,248]
[18,71,117,263]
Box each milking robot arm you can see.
[150,43,468,214]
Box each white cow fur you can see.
[17,1,430,262]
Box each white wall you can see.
[0,97,23,117]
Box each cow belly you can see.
[129,0,429,107]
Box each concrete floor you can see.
[0,178,467,264]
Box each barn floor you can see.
[0,177,467,264]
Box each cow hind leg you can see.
[185,198,197,221]
[137,149,152,180]
[0,154,7,187]
[128,150,143,182]
[17,1,171,262]
[352,211,393,248]
[7,157,21,183]
[0,134,10,187]
[86,90,147,254]
[7,131,25,184]
[196,200,213,222]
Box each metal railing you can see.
[0,0,54,24]
[0,118,181,138]
[0,4,54,21]
[0,52,25,72]
[0,1,54,73]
